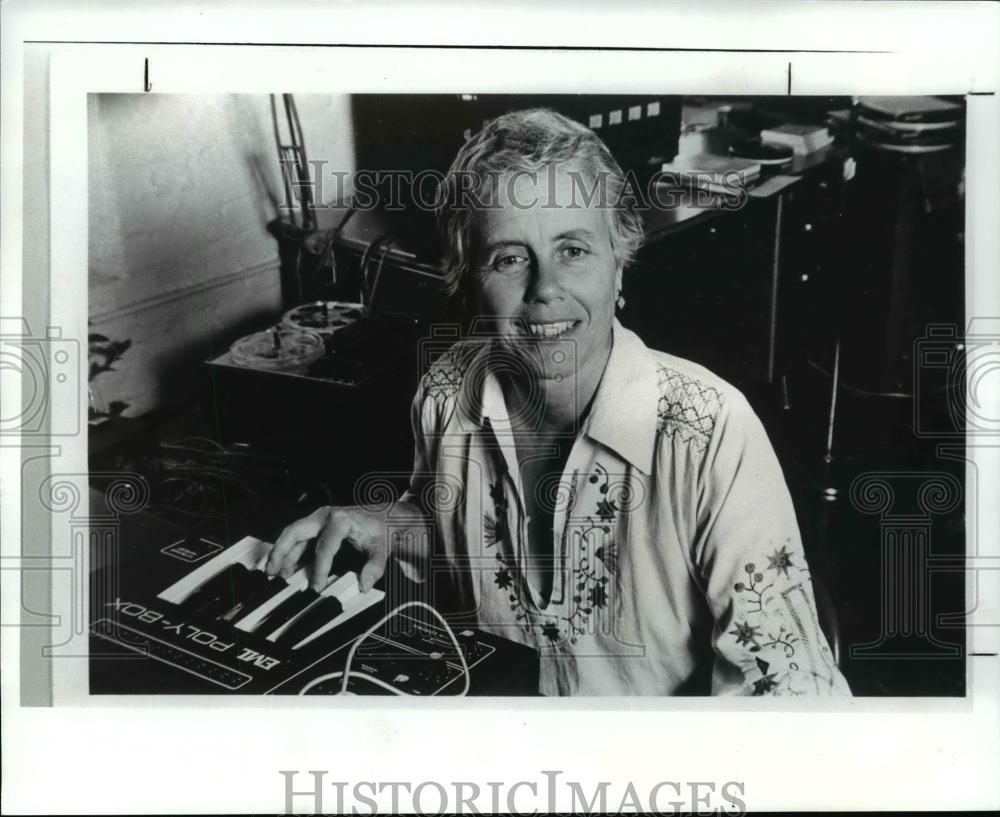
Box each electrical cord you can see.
[317,206,357,288]
[357,233,388,309]
[297,601,471,697]
[367,237,396,312]
[806,360,914,399]
[298,670,406,696]
[160,436,227,453]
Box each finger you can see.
[270,536,309,580]
[266,508,328,575]
[358,545,388,593]
[310,513,349,591]
[278,540,309,580]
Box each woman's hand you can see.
[265,505,388,593]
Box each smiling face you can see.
[470,163,622,403]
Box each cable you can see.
[335,205,357,234]
[160,436,227,453]
[367,237,396,312]
[358,239,378,308]
[297,601,471,697]
[357,233,388,309]
[807,360,914,399]
[342,601,470,696]
[299,670,407,696]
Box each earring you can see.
[616,289,626,310]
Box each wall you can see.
[87,93,354,416]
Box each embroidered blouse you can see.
[398,319,851,697]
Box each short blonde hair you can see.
[436,108,645,297]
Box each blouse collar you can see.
[474,319,659,475]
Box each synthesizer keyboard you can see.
[90,527,539,696]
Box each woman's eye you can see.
[494,254,527,270]
[560,246,589,260]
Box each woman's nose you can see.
[524,259,565,303]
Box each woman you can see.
[266,108,851,696]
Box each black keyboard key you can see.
[254,587,321,639]
[274,596,345,648]
[220,570,287,622]
[223,572,287,621]
[197,563,258,619]
[182,563,248,615]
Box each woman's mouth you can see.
[514,320,579,339]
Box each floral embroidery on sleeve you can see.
[766,545,795,577]
[733,563,771,614]
[725,539,842,696]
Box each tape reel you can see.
[281,301,365,337]
[230,328,325,374]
